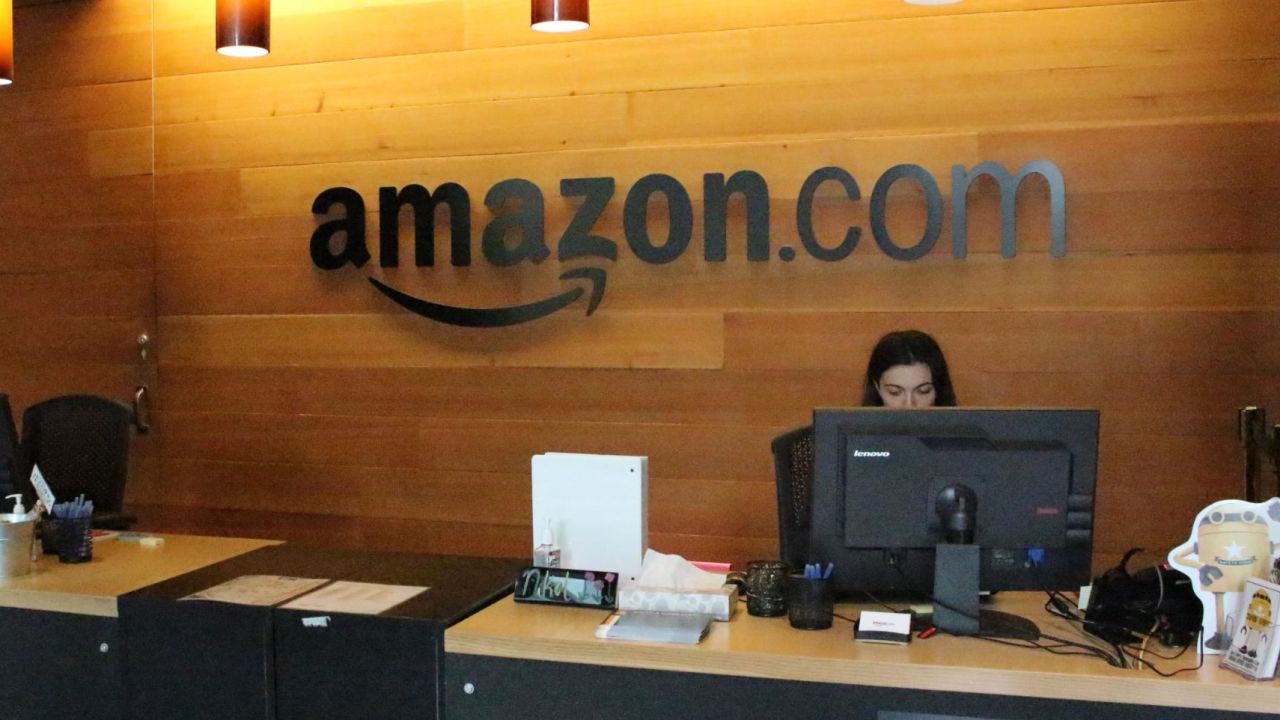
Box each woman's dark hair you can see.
[861,330,957,406]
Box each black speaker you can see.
[0,394,22,501]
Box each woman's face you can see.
[876,362,936,408]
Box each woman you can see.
[861,330,957,408]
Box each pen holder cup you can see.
[744,560,789,617]
[56,516,92,564]
[787,576,834,630]
[40,516,61,555]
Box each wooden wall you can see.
[0,0,156,488]
[4,0,1279,571]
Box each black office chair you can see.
[22,394,136,529]
[0,394,22,503]
[770,424,814,570]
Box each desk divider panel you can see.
[120,544,521,720]
[0,606,125,720]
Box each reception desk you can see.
[445,595,1279,720]
[0,534,275,720]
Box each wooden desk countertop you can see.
[0,534,277,617]
[447,594,1280,715]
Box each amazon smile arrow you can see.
[368,266,607,328]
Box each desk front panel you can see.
[0,607,124,720]
[274,610,442,720]
[446,654,1275,720]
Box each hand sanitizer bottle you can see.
[5,493,24,515]
[534,519,561,568]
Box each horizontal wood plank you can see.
[0,80,152,132]
[0,363,145,421]
[724,310,1280,374]
[154,254,1280,317]
[0,176,154,225]
[0,223,153,272]
[627,61,1280,144]
[0,317,151,365]
[0,270,154,318]
[154,94,629,173]
[157,311,724,369]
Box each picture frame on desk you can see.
[514,566,618,610]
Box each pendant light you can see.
[216,0,271,58]
[531,0,588,33]
[1,0,12,86]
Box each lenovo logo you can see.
[852,450,891,458]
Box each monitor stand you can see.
[933,543,1040,641]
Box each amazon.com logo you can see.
[309,161,1065,328]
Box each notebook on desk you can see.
[595,611,713,644]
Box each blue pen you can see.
[823,563,834,579]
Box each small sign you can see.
[29,464,55,512]
[513,566,617,610]
[855,611,913,645]
[1222,577,1280,680]
[280,581,428,615]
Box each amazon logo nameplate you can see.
[310,161,1065,328]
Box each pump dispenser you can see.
[4,493,23,515]
[533,518,561,568]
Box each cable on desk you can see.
[886,560,1125,669]
[972,633,1125,667]
[1030,560,1202,674]
[1119,631,1204,677]
[861,589,909,614]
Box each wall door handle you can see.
[133,385,151,434]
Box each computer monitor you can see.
[800,407,1099,637]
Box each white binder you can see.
[531,452,648,586]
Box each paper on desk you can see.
[634,549,726,591]
[181,575,330,606]
[280,581,428,615]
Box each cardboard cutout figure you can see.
[1168,498,1280,653]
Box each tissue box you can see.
[617,583,738,621]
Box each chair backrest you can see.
[21,394,132,514]
[770,424,814,568]
[0,394,22,501]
